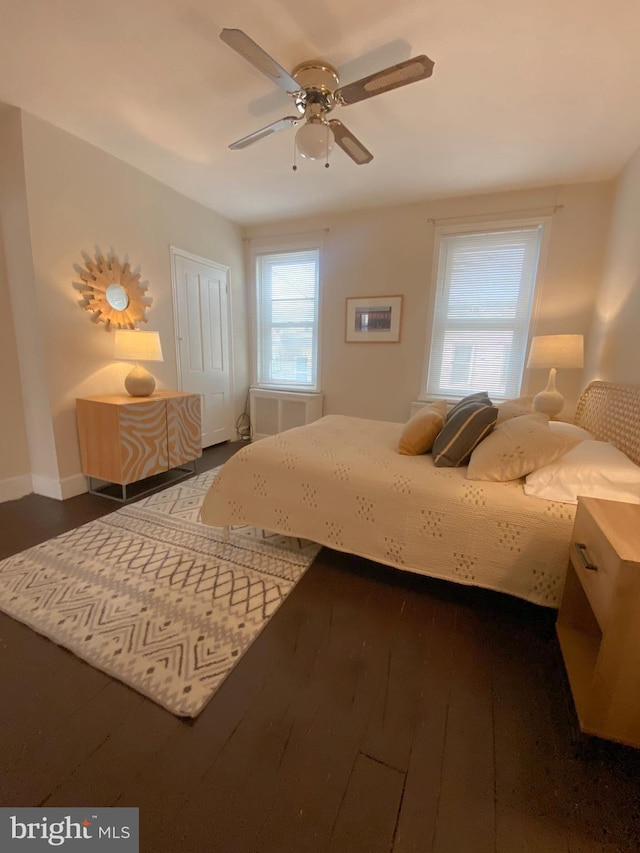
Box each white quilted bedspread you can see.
[201,415,576,606]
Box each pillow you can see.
[524,440,640,504]
[397,400,447,455]
[432,400,498,467]
[446,391,491,423]
[496,396,534,423]
[549,421,593,441]
[467,413,580,481]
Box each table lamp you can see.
[526,334,584,418]
[114,329,163,397]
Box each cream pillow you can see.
[397,400,447,455]
[548,421,593,441]
[495,396,534,423]
[524,440,640,504]
[467,413,580,481]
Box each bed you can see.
[201,381,640,607]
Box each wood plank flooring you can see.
[0,441,639,852]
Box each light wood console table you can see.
[557,496,640,747]
[76,391,202,501]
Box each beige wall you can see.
[247,181,614,422]
[2,110,248,498]
[586,144,640,383]
[0,103,624,501]
[0,231,30,488]
[0,108,58,500]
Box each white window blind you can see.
[426,224,545,400]
[256,247,320,389]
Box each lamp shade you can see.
[527,334,584,370]
[114,330,163,363]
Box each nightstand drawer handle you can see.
[574,542,598,572]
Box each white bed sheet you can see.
[201,415,576,606]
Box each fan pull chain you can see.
[292,137,298,171]
[325,124,330,168]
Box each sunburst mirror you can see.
[74,250,152,330]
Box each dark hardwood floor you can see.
[1,441,638,852]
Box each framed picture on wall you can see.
[345,295,403,343]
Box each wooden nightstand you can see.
[76,391,202,500]
[557,497,640,747]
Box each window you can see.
[254,244,321,390]
[425,222,547,400]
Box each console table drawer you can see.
[570,500,619,630]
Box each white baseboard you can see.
[31,474,63,500]
[31,472,88,500]
[0,472,88,503]
[60,473,88,499]
[0,473,33,504]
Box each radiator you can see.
[410,401,427,417]
[249,388,323,439]
[410,400,450,417]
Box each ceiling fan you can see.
[220,28,435,167]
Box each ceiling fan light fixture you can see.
[295,120,334,160]
[221,29,435,166]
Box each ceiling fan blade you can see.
[228,116,299,150]
[335,55,434,106]
[328,120,373,164]
[220,28,301,93]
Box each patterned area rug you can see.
[0,469,319,717]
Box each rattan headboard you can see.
[574,381,640,467]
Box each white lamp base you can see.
[124,363,156,397]
[532,367,564,418]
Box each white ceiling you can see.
[1,0,639,225]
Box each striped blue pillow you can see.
[446,391,491,422]
[432,401,498,467]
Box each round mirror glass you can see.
[106,284,130,311]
